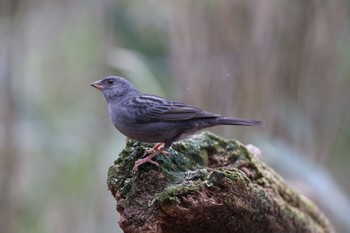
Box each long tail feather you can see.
[217,117,264,126]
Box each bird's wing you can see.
[127,95,219,123]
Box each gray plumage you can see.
[91,76,264,148]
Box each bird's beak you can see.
[90,80,103,91]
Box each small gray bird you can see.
[91,76,264,172]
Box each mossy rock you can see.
[107,132,334,233]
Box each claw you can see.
[132,142,169,173]
[132,156,160,173]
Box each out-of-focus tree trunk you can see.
[0,1,20,232]
[168,0,347,162]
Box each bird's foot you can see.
[144,148,170,157]
[143,142,167,155]
[132,143,169,173]
[132,153,160,173]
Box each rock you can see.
[107,132,334,233]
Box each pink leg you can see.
[143,142,164,155]
[132,143,169,173]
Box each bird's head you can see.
[90,76,140,103]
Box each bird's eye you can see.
[107,79,114,85]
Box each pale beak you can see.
[90,80,103,91]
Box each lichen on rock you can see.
[107,132,334,233]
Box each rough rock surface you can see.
[107,132,334,233]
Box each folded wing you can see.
[128,95,219,122]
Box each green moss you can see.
[107,132,259,200]
[107,131,334,233]
[155,180,202,202]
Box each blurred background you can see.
[1,0,350,232]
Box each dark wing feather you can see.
[128,95,219,123]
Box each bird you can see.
[90,76,264,173]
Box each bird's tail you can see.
[217,117,264,126]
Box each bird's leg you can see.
[132,142,170,173]
[143,142,164,156]
[143,142,170,157]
